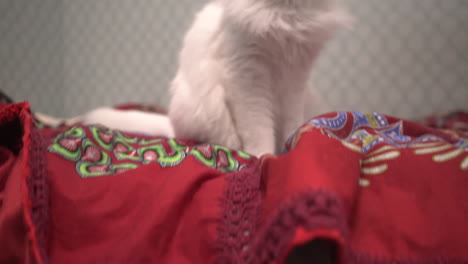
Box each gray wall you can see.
[1,0,467,119]
[1,0,65,112]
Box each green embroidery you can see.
[189,146,217,168]
[65,126,86,138]
[168,139,189,151]
[114,138,139,161]
[237,150,252,159]
[76,139,112,178]
[139,138,164,145]
[115,131,138,144]
[140,144,187,167]
[90,126,114,150]
[48,127,85,161]
[111,163,139,172]
[189,145,239,172]
[48,125,254,178]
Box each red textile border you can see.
[2,102,48,264]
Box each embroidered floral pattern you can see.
[286,112,468,187]
[49,125,253,178]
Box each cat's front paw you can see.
[243,144,276,158]
[222,135,242,151]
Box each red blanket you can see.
[1,102,467,264]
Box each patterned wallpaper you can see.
[1,0,467,119]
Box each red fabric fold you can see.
[1,102,467,264]
[0,102,45,264]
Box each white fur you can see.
[81,108,174,137]
[35,112,70,127]
[36,108,174,137]
[52,0,349,156]
[168,0,350,156]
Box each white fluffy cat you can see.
[38,0,349,156]
[168,0,349,156]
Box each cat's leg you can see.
[224,64,276,156]
[169,76,242,150]
[227,92,276,156]
[277,88,307,152]
[167,2,243,149]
